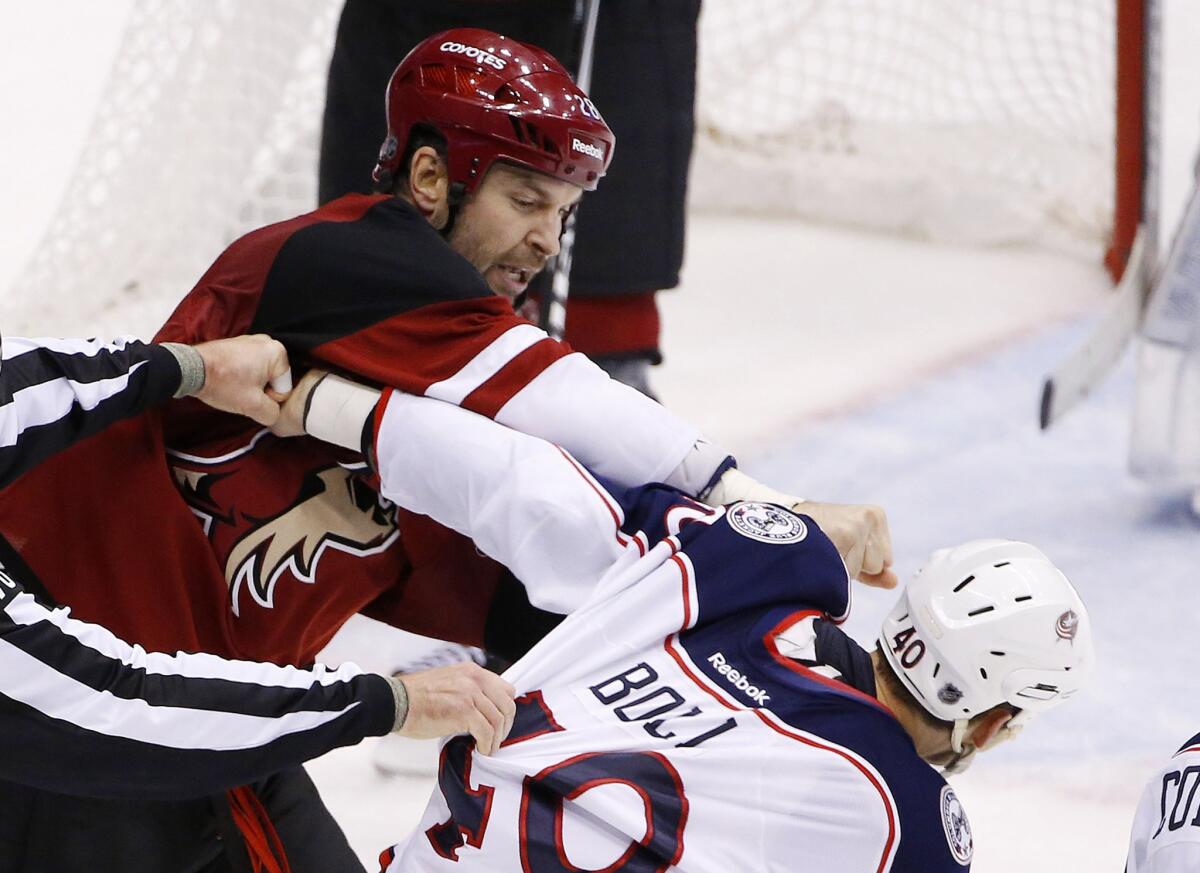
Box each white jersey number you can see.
[427,693,688,871]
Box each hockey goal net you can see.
[2,0,1151,337]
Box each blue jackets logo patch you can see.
[1055,609,1079,641]
[727,502,807,545]
[940,785,973,865]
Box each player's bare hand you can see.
[801,502,897,589]
[397,662,517,755]
[270,369,330,438]
[191,335,291,427]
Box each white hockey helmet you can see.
[879,539,1093,729]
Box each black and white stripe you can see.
[0,336,397,799]
[0,336,181,490]
[0,585,393,798]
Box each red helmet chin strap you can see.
[372,28,615,196]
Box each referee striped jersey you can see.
[0,336,395,799]
[0,336,185,490]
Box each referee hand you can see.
[397,662,517,756]
[191,335,292,426]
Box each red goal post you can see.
[1109,0,1155,282]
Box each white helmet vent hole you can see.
[993,561,1011,568]
[952,575,975,592]
[966,605,995,617]
[1015,595,1033,603]
[979,668,988,680]
[932,662,941,678]
[990,651,1006,657]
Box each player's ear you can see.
[407,146,450,228]
[968,707,1013,752]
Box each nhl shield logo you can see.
[940,785,973,865]
[727,502,807,545]
[938,683,964,705]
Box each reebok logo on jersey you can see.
[572,137,605,160]
[440,41,506,71]
[707,652,770,705]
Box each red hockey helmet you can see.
[372,28,615,195]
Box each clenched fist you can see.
[800,502,896,588]
[397,661,517,756]
[703,468,897,588]
[190,334,292,426]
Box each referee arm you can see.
[0,333,412,799]
[0,333,290,489]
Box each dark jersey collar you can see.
[813,618,878,698]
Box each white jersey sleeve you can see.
[490,352,727,496]
[369,389,638,613]
[1127,737,1200,873]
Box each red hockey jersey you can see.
[0,194,718,665]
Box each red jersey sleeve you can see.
[245,196,572,418]
[160,194,722,492]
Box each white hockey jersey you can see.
[1126,735,1200,873]
[365,390,973,873]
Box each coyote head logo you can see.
[171,429,401,617]
[221,466,397,615]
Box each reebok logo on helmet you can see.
[440,41,506,71]
[572,137,605,160]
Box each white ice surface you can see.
[5,3,1200,872]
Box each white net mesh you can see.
[3,0,1120,336]
[3,0,341,336]
[692,0,1116,251]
